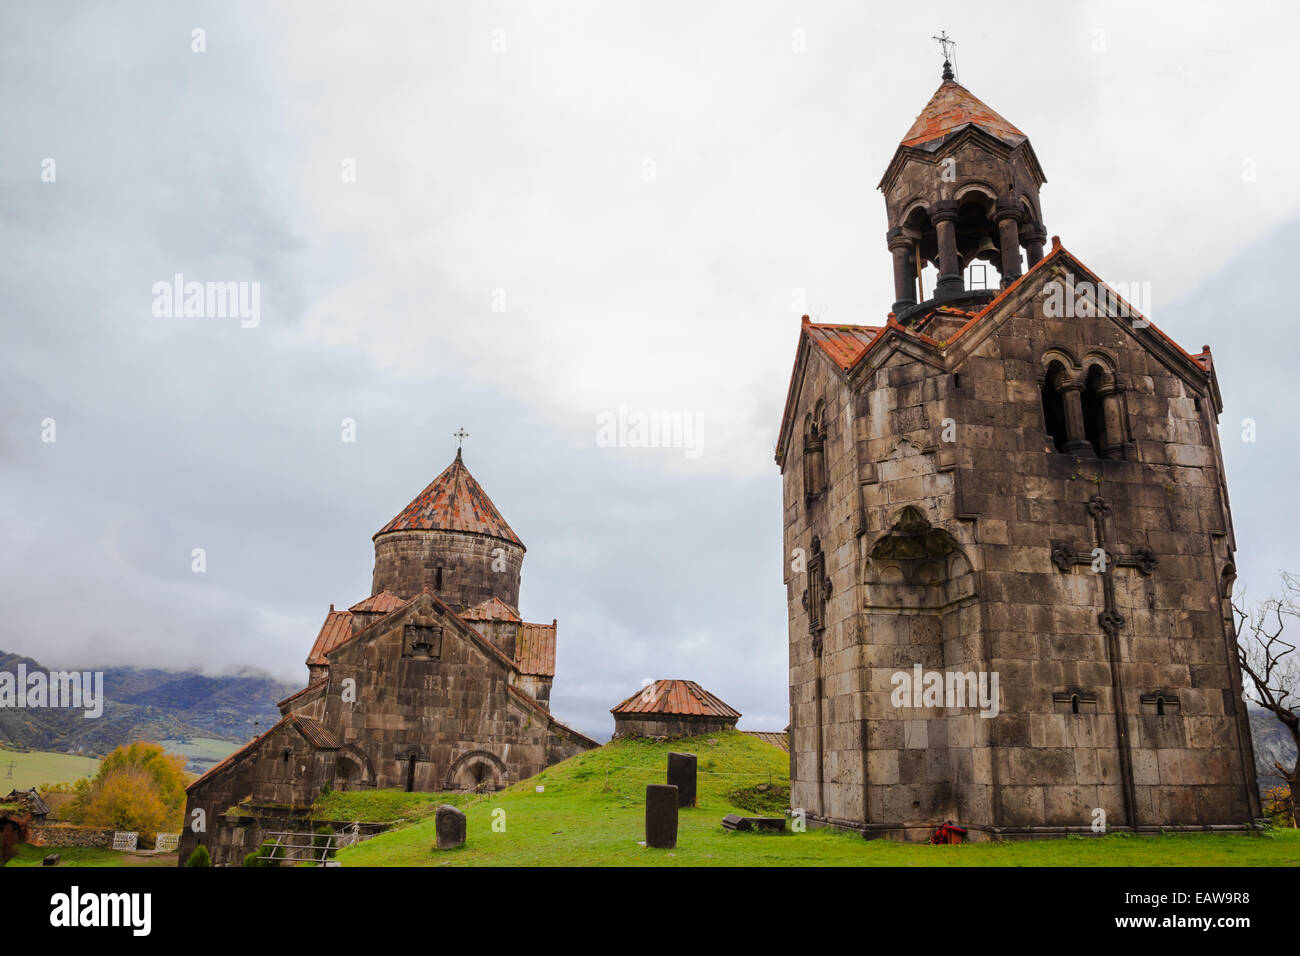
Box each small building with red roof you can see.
[610,679,741,739]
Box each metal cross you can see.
[931,30,956,62]
[932,31,957,81]
[453,427,470,450]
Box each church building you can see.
[776,62,1260,838]
[181,445,596,865]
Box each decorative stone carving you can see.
[435,804,466,850]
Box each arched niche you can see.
[862,507,977,611]
[445,750,508,793]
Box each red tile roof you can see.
[349,590,404,614]
[804,319,884,371]
[899,80,1026,149]
[514,621,556,677]
[610,679,741,718]
[376,450,522,546]
[306,608,354,666]
[291,714,340,750]
[461,597,521,622]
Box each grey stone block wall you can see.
[781,262,1259,836]
[371,529,523,612]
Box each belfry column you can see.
[931,199,963,298]
[1096,373,1128,459]
[1022,222,1047,268]
[995,197,1022,287]
[1059,376,1095,456]
[887,227,917,314]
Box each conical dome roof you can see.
[375,450,523,546]
[899,80,1026,149]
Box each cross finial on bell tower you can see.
[453,426,469,460]
[932,31,956,82]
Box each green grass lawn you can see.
[334,731,1299,867]
[4,844,176,867]
[0,747,99,791]
[313,787,472,825]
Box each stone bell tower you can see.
[776,61,1259,839]
[879,58,1048,318]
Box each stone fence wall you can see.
[28,825,115,848]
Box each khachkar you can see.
[774,62,1260,839]
[179,439,597,866]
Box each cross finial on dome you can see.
[453,426,469,459]
[932,31,956,81]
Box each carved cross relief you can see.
[1048,493,1154,828]
[802,535,832,656]
[1050,494,1157,640]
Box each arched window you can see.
[1082,365,1107,457]
[803,401,827,500]
[1040,362,1069,453]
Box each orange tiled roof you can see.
[514,621,556,677]
[803,320,884,371]
[610,679,741,718]
[306,608,354,666]
[349,590,404,614]
[899,80,1026,149]
[461,597,521,622]
[376,451,522,545]
[291,714,340,750]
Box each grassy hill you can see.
[0,748,100,791]
[331,731,1300,867]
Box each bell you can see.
[974,235,999,263]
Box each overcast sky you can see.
[2,1,1297,740]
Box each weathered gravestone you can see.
[666,752,697,808]
[722,813,786,832]
[42,853,60,866]
[435,804,466,850]
[645,784,678,849]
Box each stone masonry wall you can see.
[371,529,524,612]
[782,260,1258,834]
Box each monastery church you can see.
[181,447,596,864]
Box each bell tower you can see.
[777,56,1260,838]
[878,59,1048,320]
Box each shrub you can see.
[184,845,211,867]
[1262,786,1294,828]
[258,839,281,867]
[67,741,187,842]
[313,826,336,861]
